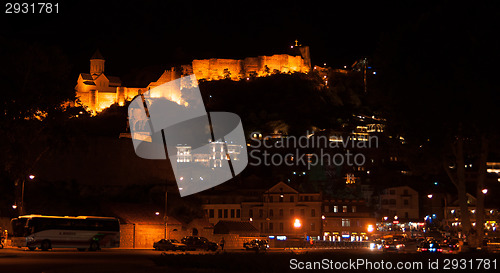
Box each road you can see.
[0,246,496,273]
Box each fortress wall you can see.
[192,59,211,80]
[97,92,117,111]
[193,52,310,81]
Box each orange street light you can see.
[367,224,374,233]
[293,218,302,228]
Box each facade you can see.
[378,186,419,221]
[202,203,242,225]
[322,199,376,242]
[241,182,322,238]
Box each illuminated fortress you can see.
[75,43,311,113]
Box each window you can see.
[404,212,409,219]
[389,199,396,205]
[269,223,274,231]
[304,196,309,201]
[279,209,283,217]
[209,209,214,218]
[290,209,294,216]
[352,206,356,213]
[249,209,253,218]
[342,206,348,213]
[259,209,263,218]
[311,209,316,217]
[389,190,396,195]
[230,209,235,218]
[342,219,350,227]
[333,206,338,213]
[279,195,284,203]
[224,209,228,218]
[403,199,409,206]
[311,223,316,231]
[403,189,409,195]
[218,209,222,218]
[236,209,241,218]
[301,209,305,216]
[269,196,273,203]
[269,209,274,217]
[279,222,284,232]
[290,196,295,202]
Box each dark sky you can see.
[1,0,437,85]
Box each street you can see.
[0,245,497,273]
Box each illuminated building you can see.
[76,43,311,113]
[322,199,376,242]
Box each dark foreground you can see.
[0,248,498,273]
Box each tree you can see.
[0,38,75,214]
[375,1,499,246]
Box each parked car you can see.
[181,236,218,251]
[417,240,443,253]
[153,239,187,251]
[243,239,269,251]
[382,240,405,252]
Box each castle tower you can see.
[90,49,105,77]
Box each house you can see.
[241,182,322,238]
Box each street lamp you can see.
[293,218,302,240]
[367,224,374,233]
[19,174,36,215]
[481,188,488,194]
[427,193,448,227]
[293,218,302,228]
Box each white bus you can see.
[11,215,120,251]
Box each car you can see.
[243,239,269,251]
[369,239,383,250]
[440,238,459,252]
[417,240,443,253]
[181,236,218,251]
[153,239,187,251]
[382,240,405,252]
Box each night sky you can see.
[1,0,438,85]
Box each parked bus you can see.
[11,215,120,251]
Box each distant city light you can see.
[482,188,488,194]
[28,174,35,180]
[12,204,17,209]
[155,212,160,216]
[427,194,433,199]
